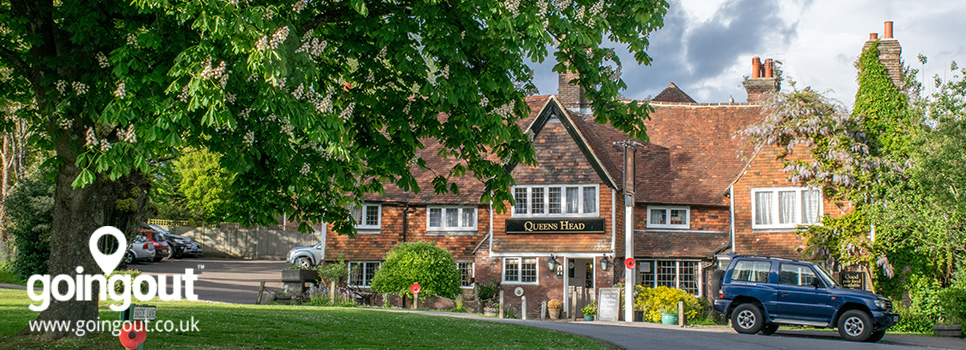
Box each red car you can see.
[138,226,171,262]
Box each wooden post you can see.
[541,301,547,320]
[521,296,527,320]
[414,293,419,310]
[678,300,685,327]
[329,280,336,304]
[499,290,505,319]
[256,281,266,304]
[571,291,577,321]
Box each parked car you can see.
[713,255,899,342]
[138,225,171,262]
[286,242,324,269]
[123,235,156,264]
[147,224,203,258]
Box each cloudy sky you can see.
[529,0,966,108]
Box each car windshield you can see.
[814,264,840,288]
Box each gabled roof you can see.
[652,83,696,103]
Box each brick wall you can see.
[732,146,850,258]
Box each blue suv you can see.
[712,256,898,342]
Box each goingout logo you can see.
[27,227,199,311]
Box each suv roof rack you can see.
[727,254,800,262]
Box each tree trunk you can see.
[19,161,151,338]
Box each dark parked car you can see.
[147,224,203,258]
[138,225,170,262]
[713,255,898,342]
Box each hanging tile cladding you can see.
[731,146,850,259]
[324,204,489,261]
[491,118,613,253]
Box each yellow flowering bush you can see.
[633,286,701,322]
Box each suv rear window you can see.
[731,260,772,282]
[779,263,818,286]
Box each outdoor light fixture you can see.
[600,255,611,270]
[547,255,559,270]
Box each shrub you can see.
[6,169,54,281]
[548,298,563,309]
[477,280,498,300]
[892,304,934,333]
[939,285,966,325]
[633,286,702,323]
[370,241,461,299]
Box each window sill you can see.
[500,281,538,285]
[645,225,691,230]
[355,228,381,234]
[426,230,478,236]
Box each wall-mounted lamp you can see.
[599,255,611,270]
[547,255,559,270]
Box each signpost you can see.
[624,258,636,270]
[120,305,156,350]
[410,283,420,309]
[597,288,621,321]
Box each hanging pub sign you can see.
[505,218,605,234]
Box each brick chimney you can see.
[863,21,903,88]
[743,56,779,104]
[557,71,592,117]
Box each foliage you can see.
[105,269,149,294]
[477,280,499,301]
[173,149,235,222]
[316,255,349,285]
[547,298,563,309]
[370,241,460,299]
[939,283,966,325]
[484,299,501,309]
[449,296,467,313]
[6,167,54,280]
[891,304,934,333]
[581,301,597,316]
[632,286,700,322]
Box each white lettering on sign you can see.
[133,306,157,321]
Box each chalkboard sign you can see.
[597,288,621,321]
[841,271,865,290]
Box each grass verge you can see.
[0,289,611,349]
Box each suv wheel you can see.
[838,310,873,341]
[731,304,764,334]
[866,329,886,342]
[759,323,779,335]
[295,257,312,269]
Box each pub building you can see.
[322,25,904,317]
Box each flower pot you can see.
[633,311,644,322]
[661,313,679,325]
[933,324,962,338]
[281,269,319,283]
[583,315,595,321]
[483,307,498,317]
[548,308,561,320]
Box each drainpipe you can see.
[402,203,412,243]
[729,185,735,253]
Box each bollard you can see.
[571,291,577,321]
[499,290,505,319]
[329,280,336,304]
[541,301,547,320]
[522,296,527,320]
[678,300,685,327]
[414,293,419,310]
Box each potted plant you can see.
[660,306,679,325]
[483,299,500,317]
[581,302,597,321]
[548,299,563,320]
[281,264,320,283]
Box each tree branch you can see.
[301,1,412,33]
[0,45,32,77]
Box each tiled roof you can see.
[651,83,697,103]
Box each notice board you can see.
[597,288,621,321]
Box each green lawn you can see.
[0,289,611,349]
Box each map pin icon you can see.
[89,226,127,274]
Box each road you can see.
[131,258,287,304]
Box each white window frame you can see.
[348,261,381,287]
[751,187,823,229]
[501,257,539,284]
[457,261,475,289]
[427,206,478,232]
[636,259,702,297]
[646,206,691,229]
[511,184,599,217]
[352,203,382,230]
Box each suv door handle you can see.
[781,291,790,295]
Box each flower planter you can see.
[661,313,679,325]
[281,269,319,283]
[633,311,644,322]
[583,315,595,321]
[483,307,498,317]
[548,308,561,320]
[933,324,962,338]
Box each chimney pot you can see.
[752,57,761,78]
[884,21,893,39]
[870,33,878,40]
[764,59,773,78]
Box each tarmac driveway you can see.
[132,258,288,304]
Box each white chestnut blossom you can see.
[300,163,310,175]
[119,124,136,143]
[339,102,355,121]
[59,119,73,129]
[114,83,126,99]
[505,0,520,16]
[292,83,305,99]
[96,52,109,68]
[99,139,111,152]
[256,35,270,51]
[178,85,190,103]
[243,130,255,146]
[317,95,333,113]
[85,128,98,148]
[226,92,236,104]
[269,26,289,49]
[72,82,88,95]
[293,0,308,13]
[55,80,67,94]
[126,33,140,48]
